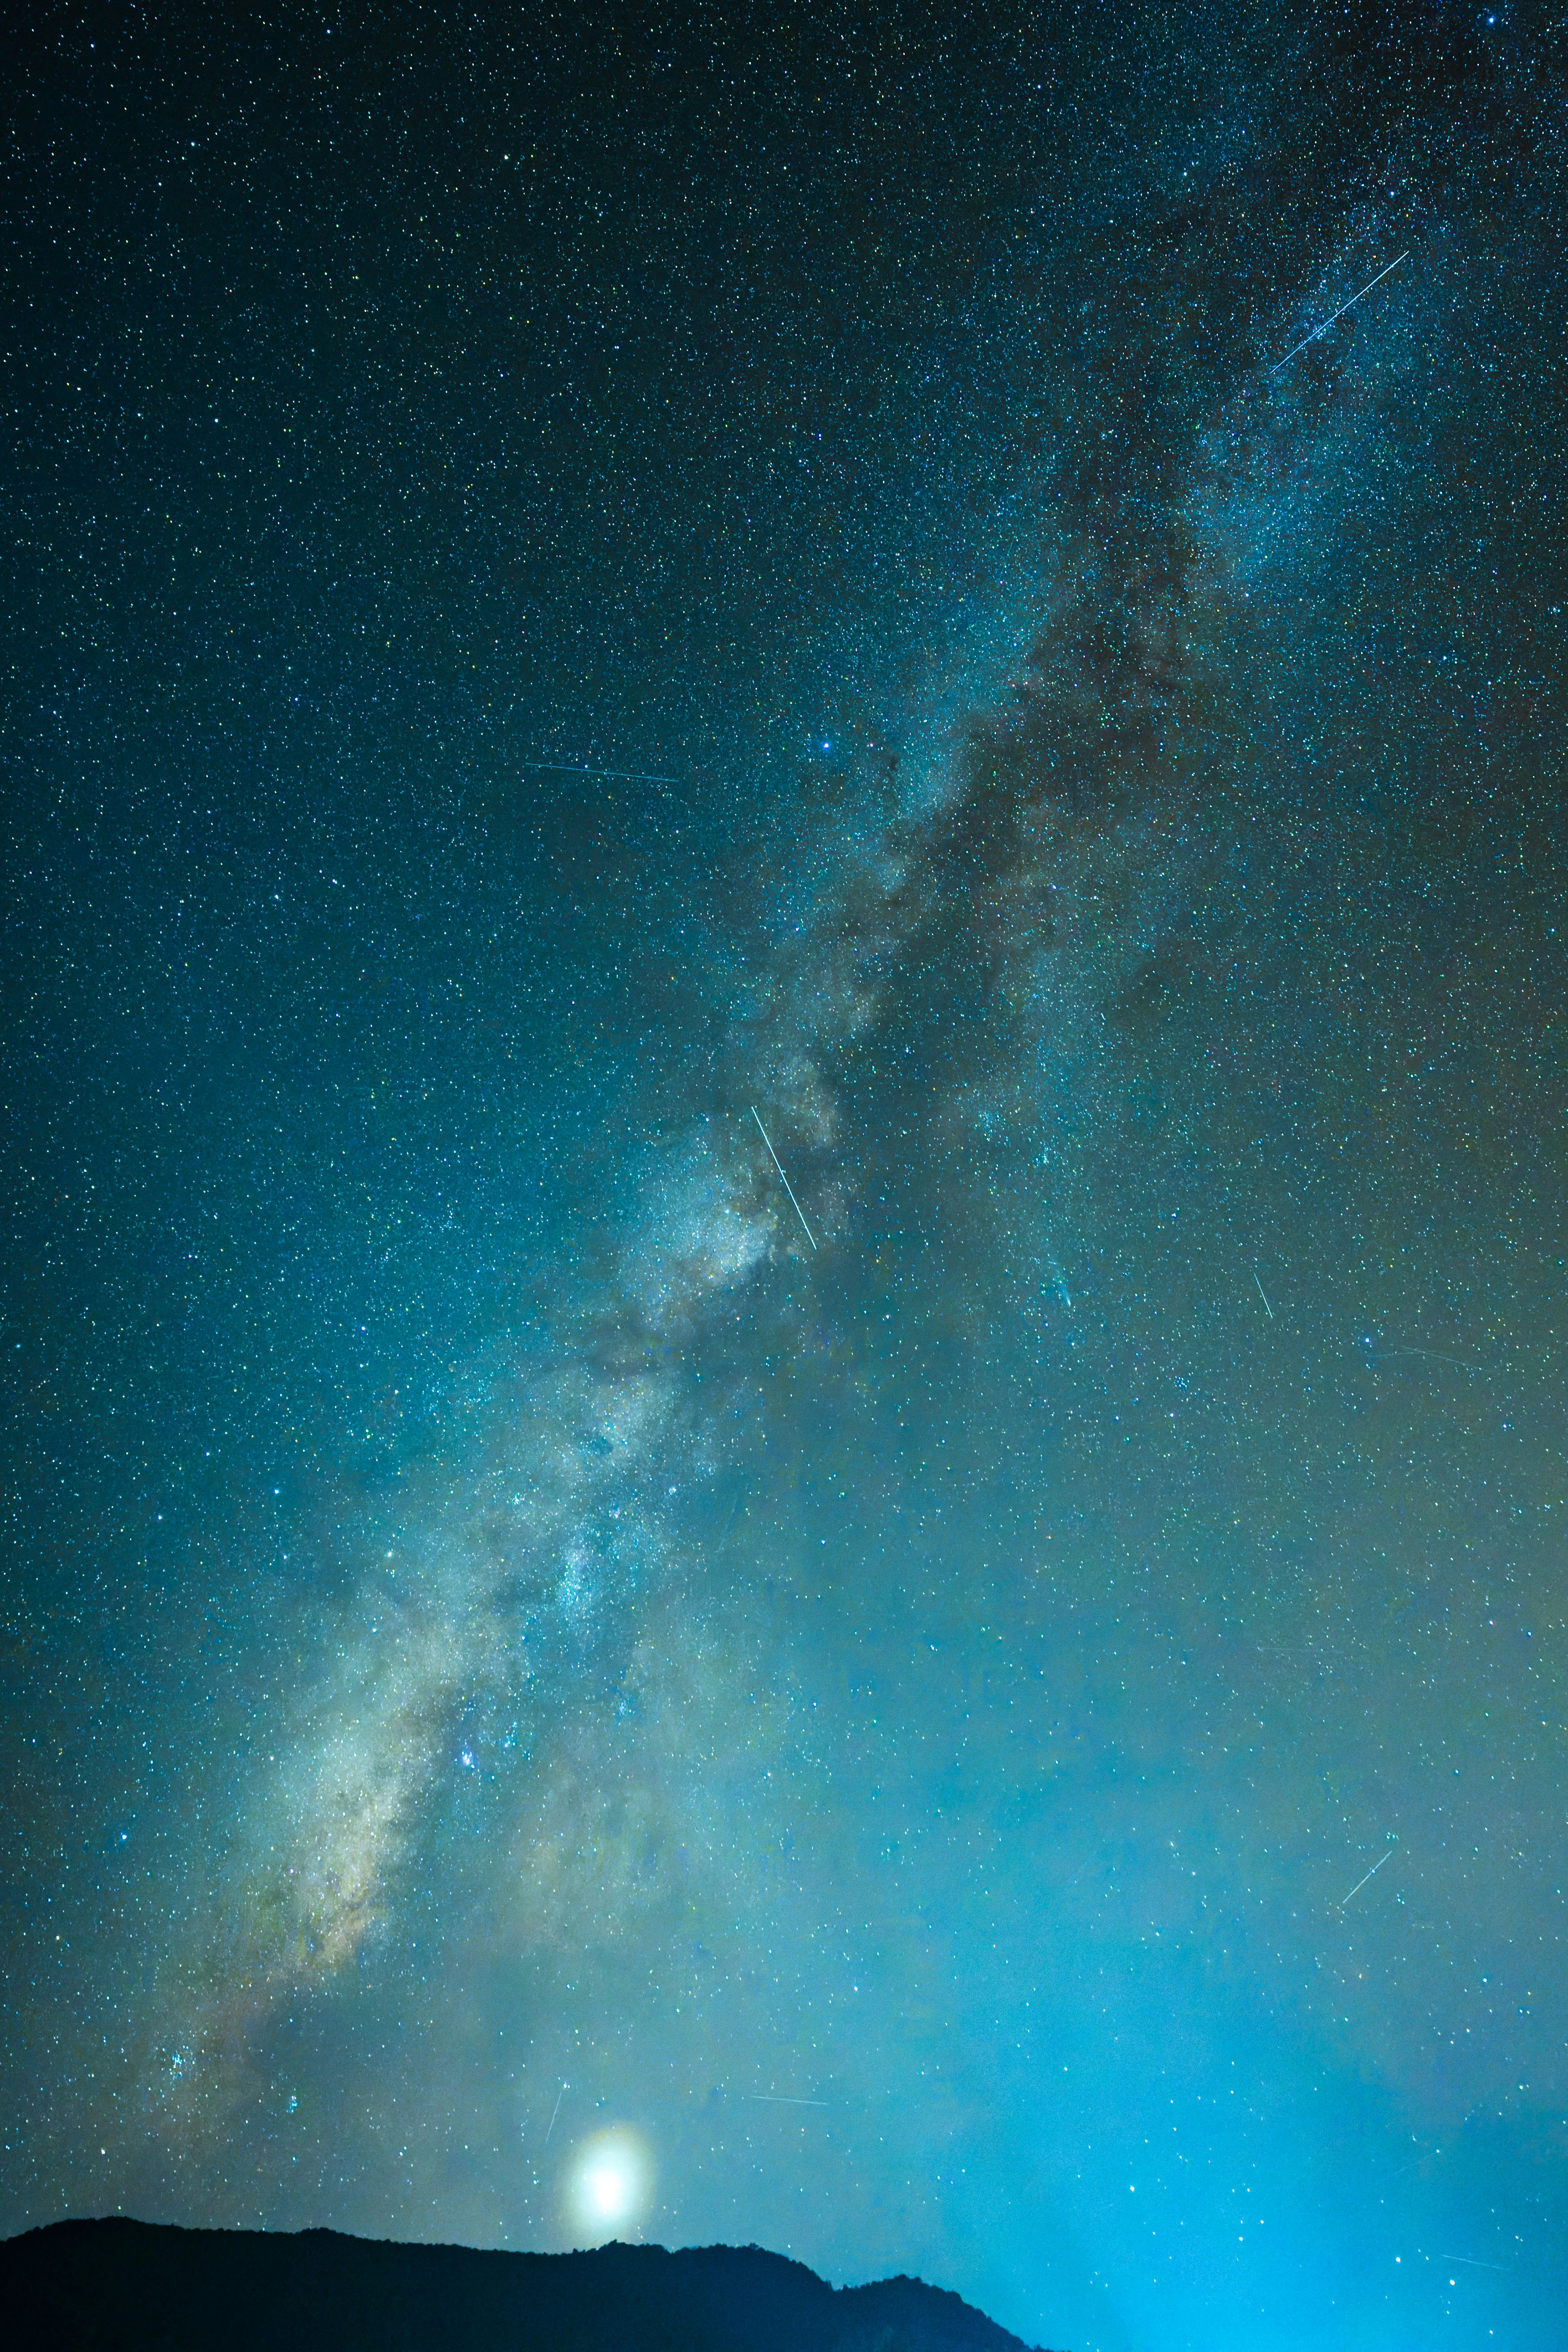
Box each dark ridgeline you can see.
[2,2219,1064,2352]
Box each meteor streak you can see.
[1337,1842,1398,1908]
[751,1107,819,1250]
[1269,251,1410,376]
[518,761,677,784]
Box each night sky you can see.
[4,7,1567,2348]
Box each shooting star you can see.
[1382,1348,1480,1372]
[718,1490,746,1540]
[518,761,676,784]
[541,2082,566,2148]
[1270,251,1410,376]
[1337,1842,1398,1908]
[1438,2255,1509,2272]
[751,1107,818,1250]
[1254,1270,1274,1320]
[745,2093,830,2107]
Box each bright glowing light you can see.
[563,2125,654,2242]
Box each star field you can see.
[4,7,1567,2348]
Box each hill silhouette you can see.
[2,2218,1063,2352]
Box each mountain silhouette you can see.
[3,2219,1064,2351]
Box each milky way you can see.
[4,10,1567,2349]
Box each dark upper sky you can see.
[4,5,1567,2347]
